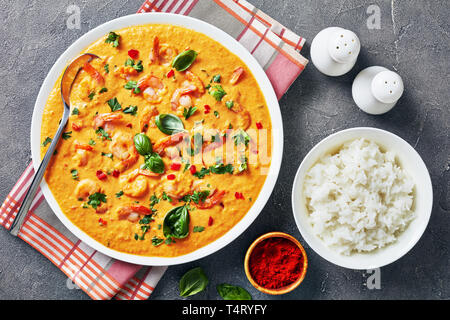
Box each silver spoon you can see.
[10,53,100,236]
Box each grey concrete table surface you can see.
[0,0,448,300]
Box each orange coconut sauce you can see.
[40,24,272,257]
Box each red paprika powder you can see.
[249,237,304,289]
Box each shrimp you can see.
[137,75,166,103]
[119,169,149,197]
[140,106,159,132]
[185,71,205,94]
[170,81,197,110]
[153,131,187,155]
[116,205,152,222]
[194,190,226,209]
[110,132,139,172]
[229,67,244,85]
[149,36,159,65]
[74,179,101,200]
[162,175,194,200]
[115,65,139,80]
[72,141,93,166]
[83,62,105,85]
[228,94,251,130]
[158,43,178,66]
[93,113,123,129]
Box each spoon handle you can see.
[9,112,70,236]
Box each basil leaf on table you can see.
[179,267,209,297]
[172,50,198,71]
[155,114,184,135]
[163,205,190,239]
[217,284,252,300]
[134,133,152,156]
[142,152,165,174]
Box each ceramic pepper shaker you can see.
[352,66,404,115]
[310,27,361,76]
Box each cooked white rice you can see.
[303,138,415,255]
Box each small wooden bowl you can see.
[244,232,308,295]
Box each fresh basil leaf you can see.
[172,50,198,71]
[134,133,152,156]
[163,206,190,239]
[179,267,209,297]
[217,284,252,300]
[155,114,184,135]
[142,153,165,174]
[107,97,122,112]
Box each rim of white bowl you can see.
[30,13,283,266]
[291,127,433,269]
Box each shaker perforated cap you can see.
[371,70,404,104]
[327,29,360,64]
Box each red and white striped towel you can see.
[0,0,307,300]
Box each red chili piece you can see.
[204,105,211,114]
[72,123,81,131]
[170,162,181,171]
[208,216,214,226]
[256,122,263,129]
[126,123,133,128]
[167,69,175,78]
[189,165,197,174]
[167,174,176,180]
[235,192,244,199]
[249,237,303,289]
[96,170,107,180]
[128,49,139,59]
[112,170,120,178]
[98,218,107,226]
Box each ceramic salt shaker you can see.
[352,66,404,115]
[310,27,361,76]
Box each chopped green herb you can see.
[41,137,52,147]
[115,190,124,198]
[225,100,234,109]
[123,105,138,116]
[72,108,79,115]
[193,226,205,233]
[62,131,72,140]
[152,236,164,247]
[214,110,220,118]
[88,92,95,100]
[95,127,112,141]
[183,106,197,120]
[99,87,108,94]
[107,97,122,112]
[104,64,110,74]
[210,163,234,175]
[70,169,79,180]
[162,191,173,203]
[193,167,210,179]
[208,85,227,101]
[212,74,221,83]
[101,152,113,159]
[124,58,143,72]
[87,192,107,209]
[88,139,96,146]
[105,31,120,47]
[124,80,141,94]
[233,130,250,147]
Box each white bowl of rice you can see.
[292,127,433,269]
